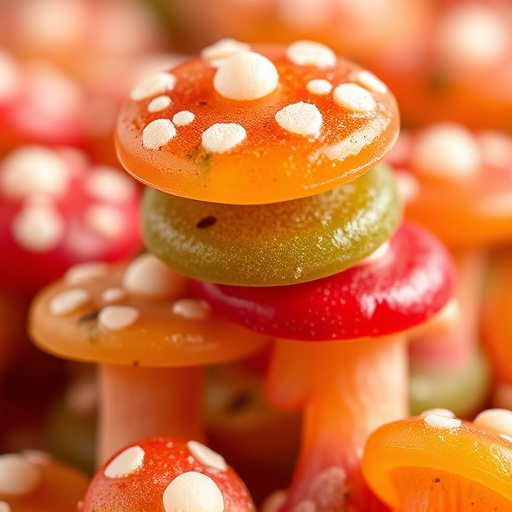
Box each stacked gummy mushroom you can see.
[113,39,456,511]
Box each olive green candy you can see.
[142,163,401,287]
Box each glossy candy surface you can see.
[143,164,400,286]
[29,254,269,366]
[116,40,399,204]
[194,222,455,340]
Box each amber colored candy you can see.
[142,163,400,286]
[116,40,399,205]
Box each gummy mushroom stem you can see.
[98,364,205,464]
[265,335,408,511]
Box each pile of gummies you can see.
[1,0,512,511]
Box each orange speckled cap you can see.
[116,39,399,205]
[28,254,269,367]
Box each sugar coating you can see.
[419,408,456,419]
[306,79,332,95]
[148,95,172,113]
[172,299,211,320]
[162,472,224,512]
[286,40,336,68]
[173,111,195,126]
[355,70,388,94]
[12,205,65,252]
[85,167,137,204]
[102,287,127,304]
[333,83,376,113]
[201,39,251,67]
[0,454,41,495]
[423,414,462,429]
[202,123,247,153]
[130,72,177,101]
[85,204,126,239]
[65,262,109,285]
[49,288,90,316]
[0,50,20,101]
[474,409,512,439]
[187,441,227,471]
[1,146,70,200]
[98,306,139,331]
[213,52,279,100]
[275,102,322,137]
[104,446,145,479]
[142,119,177,150]
[413,123,480,179]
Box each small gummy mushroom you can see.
[0,450,89,512]
[362,408,512,511]
[29,253,269,463]
[116,39,399,205]
[81,437,256,512]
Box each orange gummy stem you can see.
[97,364,206,464]
[265,336,408,511]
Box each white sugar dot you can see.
[201,39,251,67]
[202,123,247,153]
[12,205,65,252]
[393,170,420,205]
[65,262,109,285]
[172,299,211,320]
[412,123,480,179]
[104,446,145,478]
[419,408,456,419]
[214,52,278,100]
[0,50,20,101]
[102,287,127,303]
[333,83,376,113]
[173,111,195,126]
[188,441,227,471]
[142,119,177,150]
[85,204,126,239]
[355,70,388,94]
[0,502,11,512]
[423,414,462,429]
[474,409,512,439]
[0,455,41,495]
[148,95,172,113]
[306,79,332,95]
[130,72,177,101]
[98,306,139,331]
[123,253,188,298]
[286,40,336,68]
[49,288,90,316]
[1,146,70,200]
[21,450,52,465]
[163,472,224,512]
[85,167,137,204]
[275,102,322,137]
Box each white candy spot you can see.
[202,123,247,153]
[275,102,322,137]
[98,306,139,331]
[104,446,145,478]
[1,146,70,200]
[419,408,456,419]
[173,111,195,126]
[423,414,462,429]
[0,502,11,512]
[286,40,336,68]
[393,170,420,205]
[102,287,127,304]
[148,95,172,112]
[0,454,41,495]
[142,119,177,150]
[333,83,376,113]
[0,50,21,101]
[49,288,90,316]
[474,409,512,439]
[412,123,480,179]
[65,262,109,285]
[502,435,512,444]
[187,441,227,471]
[85,204,126,239]
[214,52,278,100]
[173,299,211,320]
[130,72,177,101]
[12,205,65,252]
[123,253,188,298]
[355,70,388,94]
[201,39,251,67]
[85,167,137,204]
[21,450,52,465]
[162,472,224,512]
[306,79,332,95]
